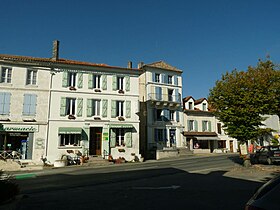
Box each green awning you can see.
[58,127,82,134]
[110,124,134,129]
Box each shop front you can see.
[0,124,37,160]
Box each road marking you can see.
[188,167,230,173]
[124,166,159,171]
[132,185,180,190]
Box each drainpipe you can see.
[45,69,55,160]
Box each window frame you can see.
[93,75,101,89]
[116,101,124,117]
[155,73,160,83]
[59,134,81,147]
[68,72,77,87]
[66,98,76,116]
[92,99,100,116]
[117,76,124,90]
[26,69,37,85]
[1,67,12,83]
[167,75,173,84]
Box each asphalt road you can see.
[12,154,277,210]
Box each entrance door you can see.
[89,127,102,156]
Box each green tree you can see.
[208,60,280,143]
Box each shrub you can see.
[0,170,20,204]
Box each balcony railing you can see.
[148,93,181,103]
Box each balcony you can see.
[148,93,181,107]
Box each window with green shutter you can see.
[77,98,83,117]
[126,131,132,147]
[112,75,117,90]
[110,129,116,148]
[60,97,67,116]
[88,74,93,89]
[125,76,130,91]
[77,73,83,88]
[125,101,131,118]
[111,100,116,117]
[87,99,93,117]
[62,71,68,87]
[102,99,108,117]
[102,75,107,90]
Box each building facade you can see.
[0,41,142,164]
[183,96,238,153]
[0,55,52,163]
[139,61,184,159]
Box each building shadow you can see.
[14,165,279,210]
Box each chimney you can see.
[138,62,144,69]
[52,40,59,61]
[127,61,132,68]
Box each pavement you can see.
[2,153,280,182]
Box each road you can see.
[13,154,273,210]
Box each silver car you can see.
[245,175,280,210]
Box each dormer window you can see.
[189,102,193,110]
[202,103,207,111]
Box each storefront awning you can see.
[195,136,220,141]
[58,127,82,134]
[110,124,134,129]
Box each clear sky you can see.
[1,0,280,99]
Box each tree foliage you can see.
[208,60,280,143]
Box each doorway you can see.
[89,127,102,156]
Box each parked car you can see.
[245,175,280,210]
[251,145,280,165]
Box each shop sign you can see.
[103,133,109,141]
[0,125,38,132]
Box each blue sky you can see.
[1,0,280,99]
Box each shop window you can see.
[59,134,81,146]
[218,140,226,148]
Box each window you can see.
[156,109,162,121]
[168,75,172,84]
[154,129,167,142]
[68,72,76,87]
[202,121,208,132]
[26,69,37,85]
[189,102,193,110]
[66,98,76,115]
[169,110,175,121]
[87,99,100,117]
[117,77,124,90]
[155,86,162,100]
[202,103,207,111]
[116,129,125,146]
[110,129,132,147]
[155,73,160,83]
[93,75,101,89]
[188,120,197,131]
[168,89,173,101]
[23,94,37,116]
[202,120,211,132]
[0,92,11,115]
[116,101,124,117]
[59,134,81,146]
[217,123,222,134]
[1,67,12,83]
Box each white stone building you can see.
[0,41,142,164]
[139,61,184,159]
[183,96,238,153]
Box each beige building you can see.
[0,55,52,163]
